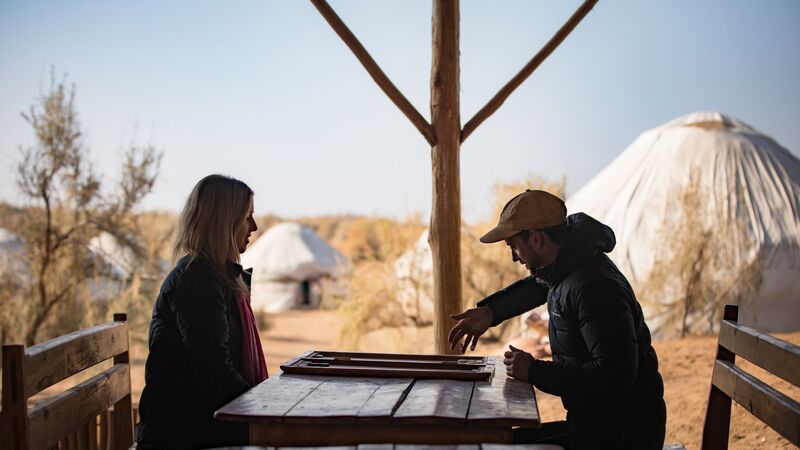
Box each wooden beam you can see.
[717,319,800,387]
[24,321,128,396]
[460,0,599,143]
[430,0,462,355]
[310,0,436,146]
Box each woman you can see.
[137,174,267,449]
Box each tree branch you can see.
[310,0,436,146]
[461,0,598,143]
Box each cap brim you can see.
[479,226,518,244]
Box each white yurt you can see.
[0,227,27,278]
[241,222,346,312]
[88,231,138,280]
[395,229,435,323]
[566,111,800,335]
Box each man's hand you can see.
[448,306,493,354]
[503,345,534,381]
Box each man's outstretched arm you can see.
[449,276,547,353]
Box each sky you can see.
[1,1,799,223]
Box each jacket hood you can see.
[535,212,616,284]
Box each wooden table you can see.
[215,355,539,446]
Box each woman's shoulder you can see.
[162,255,223,292]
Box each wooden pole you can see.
[310,0,436,146]
[430,0,461,355]
[461,0,598,142]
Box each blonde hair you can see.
[174,174,253,292]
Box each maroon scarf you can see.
[236,291,268,385]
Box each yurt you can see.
[0,227,26,278]
[395,229,435,323]
[88,231,138,280]
[241,222,346,312]
[566,112,800,335]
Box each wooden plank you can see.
[309,0,435,146]
[357,445,394,450]
[76,424,89,450]
[85,420,97,450]
[250,423,512,446]
[98,411,109,450]
[27,364,130,450]
[393,379,474,425]
[285,377,409,424]
[460,0,599,143]
[718,319,800,386]
[467,363,538,427]
[215,374,326,423]
[358,379,414,422]
[711,360,800,446]
[1,345,29,450]
[23,321,128,396]
[279,447,354,450]
[397,446,478,450]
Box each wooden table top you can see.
[215,355,539,429]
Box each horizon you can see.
[1,1,799,223]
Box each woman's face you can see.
[235,195,257,254]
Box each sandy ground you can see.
[126,309,798,449]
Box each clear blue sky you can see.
[1,1,798,223]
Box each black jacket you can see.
[136,255,251,450]
[479,213,665,449]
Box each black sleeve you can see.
[171,264,250,406]
[527,279,638,400]
[476,276,548,326]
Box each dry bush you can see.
[332,215,425,349]
[335,175,567,349]
[639,171,762,338]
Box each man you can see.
[449,190,666,450]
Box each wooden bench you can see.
[1,313,134,450]
[701,304,800,449]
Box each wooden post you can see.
[701,304,738,450]
[430,0,461,355]
[1,345,29,450]
[111,313,134,450]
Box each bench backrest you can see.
[701,304,800,449]
[1,313,133,450]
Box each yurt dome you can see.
[566,111,800,334]
[0,227,27,277]
[395,229,435,323]
[88,231,138,280]
[241,222,346,312]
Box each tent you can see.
[395,229,435,323]
[566,111,800,334]
[240,222,346,312]
[0,228,26,278]
[88,231,138,280]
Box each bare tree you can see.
[8,72,161,346]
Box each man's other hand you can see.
[448,306,493,354]
[503,345,534,381]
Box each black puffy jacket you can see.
[136,255,251,450]
[479,213,665,449]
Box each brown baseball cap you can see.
[479,189,567,243]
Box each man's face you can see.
[505,231,544,275]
